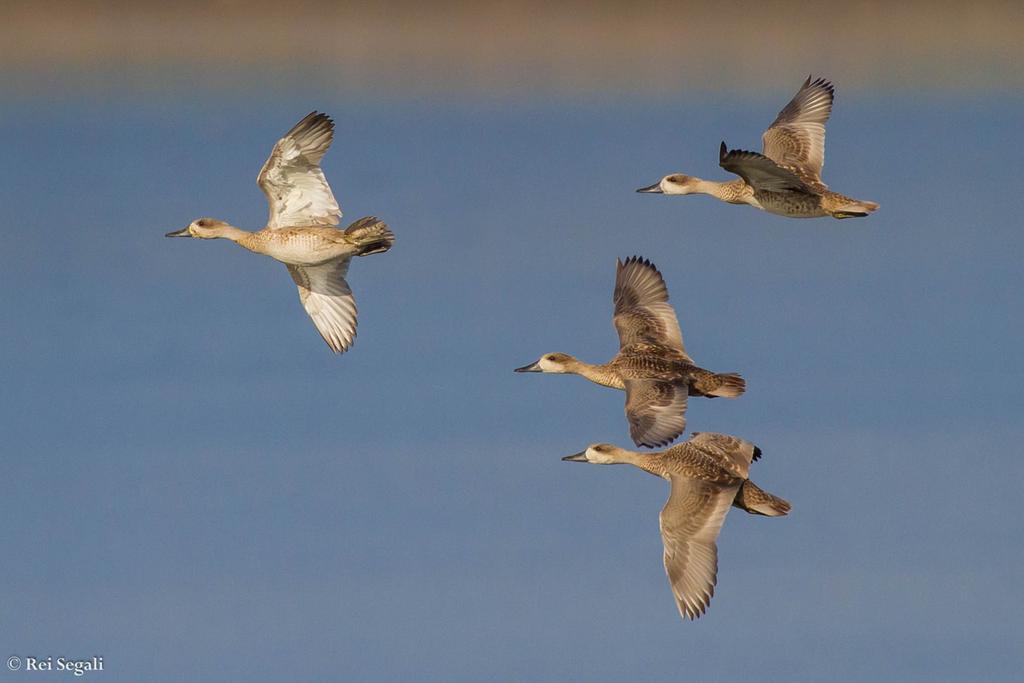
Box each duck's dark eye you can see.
[196,220,207,227]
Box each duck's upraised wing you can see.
[719,143,816,193]
[612,256,689,359]
[659,475,739,620]
[761,76,835,184]
[287,260,358,353]
[258,112,342,229]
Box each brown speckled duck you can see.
[166,112,394,353]
[638,76,879,219]
[515,257,745,448]
[563,432,790,620]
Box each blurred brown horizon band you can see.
[2,0,1020,96]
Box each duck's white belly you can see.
[244,231,353,266]
[261,241,335,266]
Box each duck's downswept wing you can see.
[659,475,739,620]
[685,432,760,480]
[287,260,358,353]
[761,76,835,183]
[258,112,342,229]
[624,379,689,448]
[719,143,817,194]
[612,256,689,359]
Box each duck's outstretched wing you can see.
[761,76,835,184]
[612,256,689,359]
[287,260,358,353]
[719,143,817,193]
[258,112,342,229]
[659,475,738,620]
[624,379,688,448]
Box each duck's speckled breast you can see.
[613,345,696,382]
[666,445,743,485]
[755,190,828,218]
[242,227,355,266]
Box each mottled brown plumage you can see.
[638,76,878,219]
[719,141,877,219]
[515,257,745,447]
[166,113,394,353]
[563,432,790,620]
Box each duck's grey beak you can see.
[562,451,588,462]
[165,226,192,238]
[636,182,663,194]
[514,360,542,373]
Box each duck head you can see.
[165,217,234,239]
[514,352,577,374]
[636,174,699,195]
[562,443,634,465]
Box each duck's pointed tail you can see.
[345,216,395,256]
[733,480,791,516]
[704,372,746,398]
[833,199,880,219]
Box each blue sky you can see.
[1,87,1022,681]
